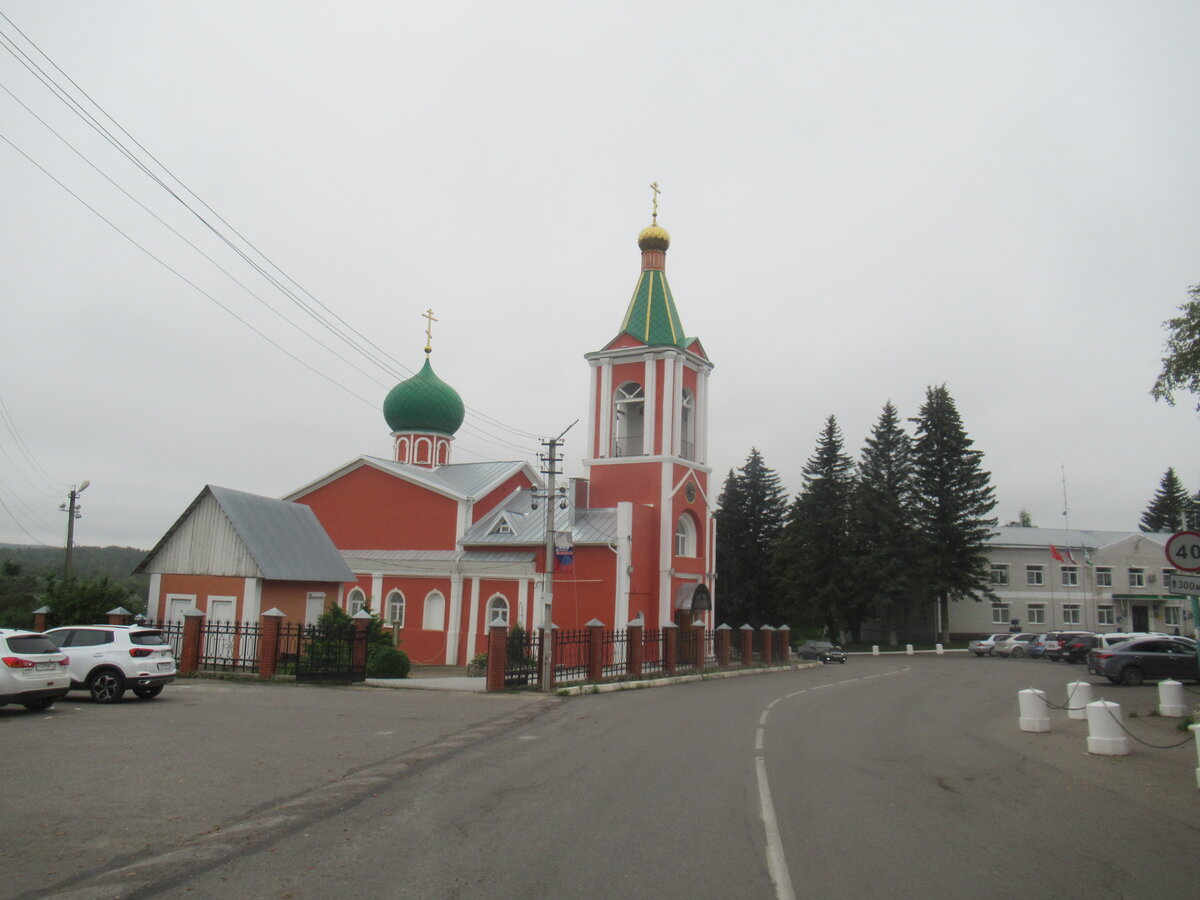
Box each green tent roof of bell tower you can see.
[619,269,687,348]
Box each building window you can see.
[1096,567,1112,587]
[680,387,695,460]
[1164,606,1181,627]
[613,382,645,457]
[385,590,405,628]
[1162,568,1176,586]
[487,594,509,626]
[990,565,1009,586]
[1098,605,1115,626]
[347,588,366,615]
[1026,565,1044,586]
[991,603,1010,625]
[1060,566,1078,587]
[1062,604,1081,625]
[489,516,515,536]
[1027,604,1045,625]
[675,514,698,557]
[1128,568,1145,588]
[422,591,445,631]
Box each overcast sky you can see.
[2,1,1198,551]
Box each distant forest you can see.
[0,544,149,629]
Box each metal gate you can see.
[283,622,368,683]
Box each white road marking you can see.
[517,735,539,741]
[756,756,796,900]
[766,697,782,709]
[755,728,764,750]
[759,710,770,726]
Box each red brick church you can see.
[138,206,716,666]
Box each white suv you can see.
[45,625,176,703]
[1,628,70,711]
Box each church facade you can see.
[139,210,717,666]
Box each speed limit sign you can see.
[1165,531,1200,572]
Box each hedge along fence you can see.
[484,618,793,692]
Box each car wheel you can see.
[133,684,164,700]
[1107,676,1120,684]
[1011,647,1025,658]
[88,669,126,703]
[972,652,984,657]
[22,697,55,711]
[1120,666,1145,687]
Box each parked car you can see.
[994,633,1041,658]
[968,634,1012,657]
[45,625,176,703]
[1028,634,1050,659]
[1063,632,1164,664]
[0,628,70,711]
[1087,636,1199,685]
[1042,631,1091,661]
[796,640,847,663]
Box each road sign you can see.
[1164,531,1200,573]
[1166,572,1200,595]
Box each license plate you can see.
[35,661,56,671]
[157,662,173,671]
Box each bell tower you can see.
[582,187,715,629]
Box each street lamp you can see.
[60,480,90,579]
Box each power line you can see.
[0,390,63,494]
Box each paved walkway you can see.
[366,665,486,692]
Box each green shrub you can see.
[368,644,411,678]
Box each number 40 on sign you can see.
[1165,531,1200,572]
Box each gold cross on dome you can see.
[649,181,661,224]
[422,308,438,354]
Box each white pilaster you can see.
[586,362,598,459]
[599,360,613,458]
[616,501,633,626]
[466,578,481,659]
[661,355,676,458]
[242,577,262,622]
[371,574,384,612]
[696,369,708,464]
[456,500,471,543]
[671,356,683,458]
[517,578,530,628]
[447,574,463,664]
[643,354,657,456]
[659,459,673,628]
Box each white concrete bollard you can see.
[935,643,944,655]
[905,644,914,655]
[1018,688,1050,732]
[1086,700,1129,755]
[1065,681,1093,720]
[1157,679,1187,718]
[1192,725,1200,790]
[871,645,880,656]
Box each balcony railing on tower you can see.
[612,435,644,457]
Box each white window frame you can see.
[347,588,366,615]
[1062,604,1081,626]
[675,514,698,558]
[1060,566,1078,587]
[1097,605,1115,626]
[990,565,1009,586]
[613,382,645,456]
[1128,568,1145,588]
[1026,565,1044,586]
[991,603,1010,625]
[1164,606,1181,627]
[385,590,405,628]
[1096,567,1112,587]
[486,594,509,626]
[1027,604,1045,625]
[422,591,445,631]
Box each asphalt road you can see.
[5,658,1199,899]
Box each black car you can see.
[1062,634,1100,664]
[1087,636,1198,685]
[796,640,847,663]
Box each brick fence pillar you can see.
[777,625,791,663]
[740,624,754,666]
[179,609,206,674]
[663,622,678,675]
[106,606,132,626]
[486,618,509,692]
[32,605,50,633]
[761,625,775,665]
[586,619,605,683]
[715,623,731,667]
[352,610,372,677]
[258,608,285,678]
[627,617,644,678]
[693,619,706,673]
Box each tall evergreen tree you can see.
[910,386,997,644]
[714,448,789,627]
[1139,467,1190,532]
[850,402,919,645]
[777,416,856,639]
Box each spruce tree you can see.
[714,448,789,627]
[850,402,919,645]
[777,416,856,639]
[910,386,997,644]
[1139,468,1190,532]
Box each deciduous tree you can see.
[1152,284,1200,411]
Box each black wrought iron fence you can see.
[199,621,261,673]
[601,628,628,679]
[553,628,590,684]
[642,629,663,675]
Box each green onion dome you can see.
[383,358,465,435]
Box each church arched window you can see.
[423,591,445,630]
[680,387,695,460]
[487,594,510,626]
[385,590,405,628]
[347,588,366,615]
[674,514,698,558]
[613,382,644,457]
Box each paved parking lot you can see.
[0,678,552,899]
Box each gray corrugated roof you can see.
[461,488,618,545]
[361,456,533,500]
[209,486,354,581]
[989,527,1169,550]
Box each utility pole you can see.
[60,480,90,579]
[532,421,576,692]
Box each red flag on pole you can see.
[1050,545,1065,562]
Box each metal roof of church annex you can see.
[284,456,537,504]
[135,485,354,582]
